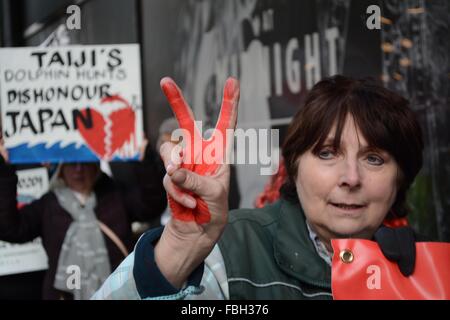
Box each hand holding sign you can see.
[0,134,9,163]
[156,77,239,288]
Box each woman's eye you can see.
[318,149,335,159]
[367,154,384,165]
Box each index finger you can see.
[160,77,200,137]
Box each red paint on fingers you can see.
[160,78,196,134]
[168,194,211,224]
[162,76,239,224]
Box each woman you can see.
[92,75,442,300]
[0,140,167,299]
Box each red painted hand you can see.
[159,77,239,225]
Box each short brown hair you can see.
[281,75,424,218]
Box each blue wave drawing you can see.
[9,142,139,164]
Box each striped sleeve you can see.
[91,228,229,300]
[91,252,141,300]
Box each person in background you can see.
[0,135,166,300]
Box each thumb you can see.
[170,168,211,197]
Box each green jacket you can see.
[218,199,333,299]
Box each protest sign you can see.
[0,44,143,163]
[0,167,49,276]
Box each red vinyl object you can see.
[331,239,450,300]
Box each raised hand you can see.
[160,77,238,224]
[156,77,239,288]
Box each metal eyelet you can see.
[339,249,354,264]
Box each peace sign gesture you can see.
[156,77,240,288]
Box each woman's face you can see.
[60,163,99,195]
[295,115,399,245]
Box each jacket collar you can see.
[273,199,331,289]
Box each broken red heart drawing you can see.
[77,95,137,160]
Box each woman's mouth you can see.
[329,202,367,212]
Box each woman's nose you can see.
[338,159,361,189]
